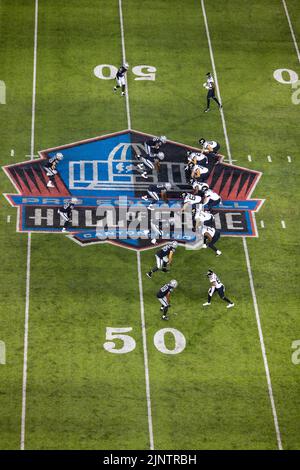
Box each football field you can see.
[0,0,299,450]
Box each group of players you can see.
[137,133,234,319]
[41,64,234,319]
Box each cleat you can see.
[151,238,157,244]
[216,250,222,256]
[62,228,67,233]
[147,205,154,211]
[204,108,210,113]
[47,181,54,188]
[141,172,148,179]
[203,302,210,306]
[219,104,223,109]
[142,195,148,201]
[161,315,169,321]
[160,307,164,311]
[121,92,125,96]
[113,87,117,92]
[227,303,235,309]
[146,272,152,278]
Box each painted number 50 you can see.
[94,64,156,81]
[103,327,186,355]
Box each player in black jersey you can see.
[58,199,76,232]
[43,152,64,188]
[142,182,171,210]
[157,279,178,320]
[113,63,129,96]
[136,136,166,179]
[146,242,178,278]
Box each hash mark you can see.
[260,220,265,228]
[7,215,11,223]
[11,149,14,157]
[267,155,272,162]
[248,155,252,162]
[287,156,292,163]
[281,220,286,229]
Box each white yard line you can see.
[118,0,154,450]
[20,0,39,451]
[118,0,131,129]
[282,0,300,63]
[201,0,232,165]
[201,0,283,450]
[136,252,154,450]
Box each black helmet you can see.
[199,138,205,145]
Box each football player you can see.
[203,187,222,209]
[142,182,171,211]
[157,279,178,320]
[201,225,222,256]
[193,181,209,194]
[203,72,222,112]
[146,241,178,278]
[137,135,167,179]
[58,199,76,232]
[198,138,220,153]
[186,150,208,166]
[203,270,234,308]
[182,192,204,232]
[191,164,209,182]
[195,210,215,228]
[43,152,64,188]
[113,62,129,96]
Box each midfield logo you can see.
[3,130,264,250]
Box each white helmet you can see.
[71,198,78,204]
[159,136,167,144]
[170,279,178,288]
[56,152,64,160]
[157,151,165,161]
[124,62,129,69]
[170,241,178,249]
[165,182,171,190]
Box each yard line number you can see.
[103,327,186,355]
[94,64,156,81]
[0,341,6,365]
[291,340,300,365]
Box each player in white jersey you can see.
[203,72,222,112]
[195,210,215,228]
[203,188,222,209]
[191,164,209,182]
[201,225,222,256]
[203,270,234,308]
[193,181,209,194]
[186,150,208,166]
[198,138,220,153]
[182,192,204,232]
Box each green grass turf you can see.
[0,0,299,450]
